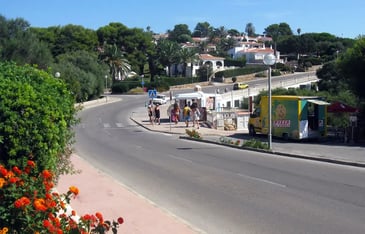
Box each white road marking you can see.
[115,123,123,127]
[237,173,287,188]
[103,123,111,128]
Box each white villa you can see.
[166,34,281,77]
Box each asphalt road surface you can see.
[74,95,365,234]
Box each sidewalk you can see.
[58,96,365,234]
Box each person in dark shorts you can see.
[154,104,161,125]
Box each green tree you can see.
[178,47,198,77]
[0,62,77,177]
[193,22,213,38]
[167,24,192,43]
[53,50,107,102]
[265,23,293,57]
[227,29,241,36]
[96,23,154,76]
[98,42,131,85]
[337,37,365,99]
[0,15,53,69]
[31,24,98,57]
[316,61,348,93]
[156,39,180,77]
[245,22,255,37]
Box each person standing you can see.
[183,103,191,127]
[154,104,161,125]
[147,100,154,125]
[172,102,180,124]
[192,106,201,129]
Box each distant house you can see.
[169,53,225,78]
[163,33,280,77]
[228,40,281,64]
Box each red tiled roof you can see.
[199,53,224,60]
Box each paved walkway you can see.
[58,96,365,234]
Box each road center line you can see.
[168,154,193,164]
[237,173,287,188]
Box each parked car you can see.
[233,83,249,90]
[152,94,167,105]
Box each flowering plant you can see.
[185,129,202,139]
[0,160,123,233]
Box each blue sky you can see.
[2,0,364,39]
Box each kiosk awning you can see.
[307,99,330,105]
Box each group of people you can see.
[147,100,161,125]
[148,100,202,129]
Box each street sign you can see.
[148,89,157,98]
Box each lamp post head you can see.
[55,72,60,78]
[263,53,276,66]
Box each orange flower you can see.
[42,170,52,179]
[69,186,79,196]
[8,177,20,184]
[14,196,31,209]
[27,160,35,167]
[34,198,48,211]
[12,166,22,175]
[0,178,5,188]
[0,166,8,177]
[4,171,14,179]
[95,212,104,223]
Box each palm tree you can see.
[99,42,131,83]
[156,39,180,77]
[178,47,199,77]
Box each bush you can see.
[185,129,202,139]
[111,81,130,93]
[0,62,78,177]
[243,139,269,149]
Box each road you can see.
[74,95,365,234]
[192,71,318,95]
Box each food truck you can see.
[248,95,330,140]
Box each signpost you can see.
[148,89,157,99]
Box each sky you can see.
[2,0,364,39]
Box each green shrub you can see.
[185,129,202,139]
[0,62,78,177]
[243,139,269,150]
[112,81,130,93]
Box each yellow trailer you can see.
[248,95,330,140]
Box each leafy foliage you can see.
[54,50,108,102]
[0,62,78,176]
[337,37,365,99]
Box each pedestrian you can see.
[183,103,191,127]
[192,107,201,129]
[147,100,154,125]
[173,102,180,124]
[154,104,161,125]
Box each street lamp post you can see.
[55,72,60,78]
[263,53,276,150]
